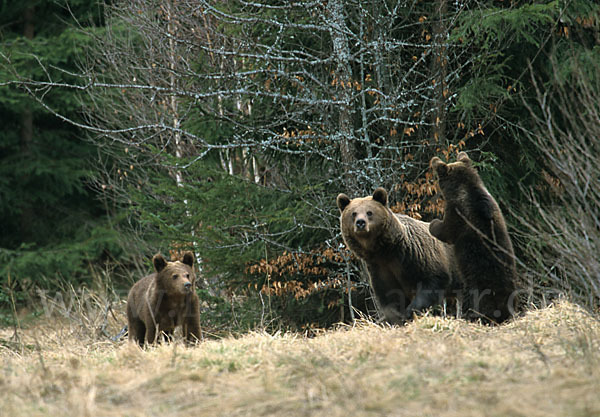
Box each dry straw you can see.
[1,301,599,416]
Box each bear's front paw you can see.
[429,219,450,243]
[429,218,443,236]
[430,157,448,176]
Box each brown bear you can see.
[429,152,517,323]
[126,251,201,346]
[337,187,458,323]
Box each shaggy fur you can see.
[430,152,517,323]
[126,252,201,345]
[337,188,458,323]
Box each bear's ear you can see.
[153,253,167,273]
[430,157,448,176]
[182,251,195,267]
[457,152,471,166]
[337,193,351,212]
[372,187,388,206]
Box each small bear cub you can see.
[126,251,201,346]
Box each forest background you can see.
[1,0,599,333]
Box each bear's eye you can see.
[185,273,190,279]
[366,211,373,217]
[351,212,357,219]
[172,274,178,280]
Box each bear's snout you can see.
[355,219,366,230]
[184,282,192,291]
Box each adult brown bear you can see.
[429,152,517,323]
[337,188,458,323]
[126,252,201,345]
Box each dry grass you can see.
[1,301,599,417]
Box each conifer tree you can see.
[0,1,125,306]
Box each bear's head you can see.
[153,252,196,296]
[337,188,390,251]
[430,152,482,200]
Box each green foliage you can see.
[0,1,128,312]
[449,0,574,220]
[0,223,123,290]
[452,1,558,118]
[91,0,600,327]
[453,2,558,47]
[130,156,327,284]
[2,0,600,329]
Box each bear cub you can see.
[429,152,517,323]
[337,187,457,323]
[127,251,201,345]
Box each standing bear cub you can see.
[429,152,517,323]
[127,251,201,346]
[337,187,457,323]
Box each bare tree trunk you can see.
[20,6,35,242]
[358,10,372,161]
[327,0,355,190]
[165,1,208,282]
[166,1,184,188]
[431,0,448,144]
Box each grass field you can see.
[1,301,599,416]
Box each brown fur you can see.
[126,251,201,345]
[429,152,517,323]
[337,188,458,323]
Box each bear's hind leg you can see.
[405,281,446,318]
